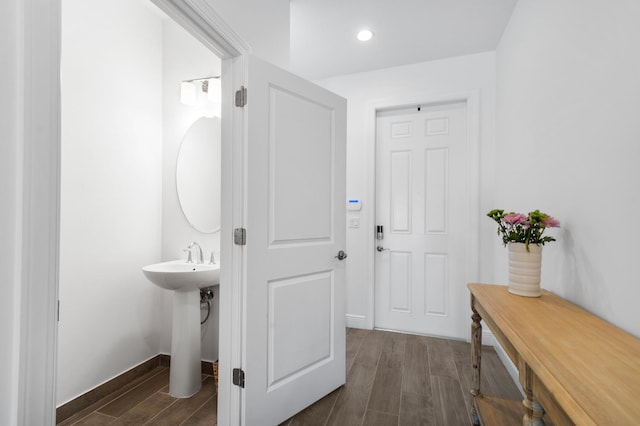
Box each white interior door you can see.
[242,55,347,425]
[374,102,468,339]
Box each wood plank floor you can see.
[281,328,522,426]
[56,367,217,426]
[57,328,520,425]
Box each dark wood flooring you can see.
[57,328,520,425]
[281,328,521,426]
[56,368,216,426]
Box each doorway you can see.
[374,102,468,338]
[56,0,224,420]
[17,0,250,422]
[364,92,480,340]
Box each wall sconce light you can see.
[180,76,221,117]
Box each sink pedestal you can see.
[141,259,220,398]
[170,289,202,397]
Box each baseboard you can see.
[492,340,523,396]
[346,314,368,329]
[56,355,162,423]
[482,329,496,346]
[56,354,215,423]
[479,328,522,396]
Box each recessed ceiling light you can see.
[357,29,373,42]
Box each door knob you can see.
[335,250,348,260]
[377,246,389,252]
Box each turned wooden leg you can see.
[522,364,545,426]
[470,299,482,425]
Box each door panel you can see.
[375,103,467,339]
[269,86,334,243]
[268,272,333,388]
[390,151,412,232]
[425,148,448,233]
[244,55,346,426]
[424,253,447,315]
[389,251,411,311]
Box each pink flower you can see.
[542,215,560,228]
[503,213,528,225]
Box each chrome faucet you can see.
[185,241,204,264]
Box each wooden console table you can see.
[468,283,640,425]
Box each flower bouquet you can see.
[487,209,560,251]
[487,209,560,297]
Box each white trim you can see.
[363,90,481,335]
[148,4,250,425]
[152,0,251,59]
[480,327,522,396]
[346,314,368,329]
[186,0,252,56]
[18,0,61,424]
[220,54,248,426]
[482,330,496,346]
[493,338,523,396]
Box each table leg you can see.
[522,364,545,426]
[470,301,482,425]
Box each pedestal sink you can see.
[142,260,219,397]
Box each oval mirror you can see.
[176,117,221,233]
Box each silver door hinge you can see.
[57,300,60,322]
[235,86,247,107]
[233,368,245,388]
[234,228,247,245]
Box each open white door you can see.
[241,55,347,425]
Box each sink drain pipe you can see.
[200,287,214,325]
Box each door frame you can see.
[19,0,249,424]
[362,91,480,332]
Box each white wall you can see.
[160,18,222,361]
[315,52,497,331]
[57,0,165,405]
[495,0,640,337]
[0,0,21,422]
[203,0,290,69]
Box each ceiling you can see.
[289,0,519,81]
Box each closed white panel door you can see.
[375,103,467,339]
[243,55,347,426]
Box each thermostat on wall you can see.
[347,199,362,211]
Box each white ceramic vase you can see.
[508,242,542,297]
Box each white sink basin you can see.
[141,259,220,398]
[142,260,219,291]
